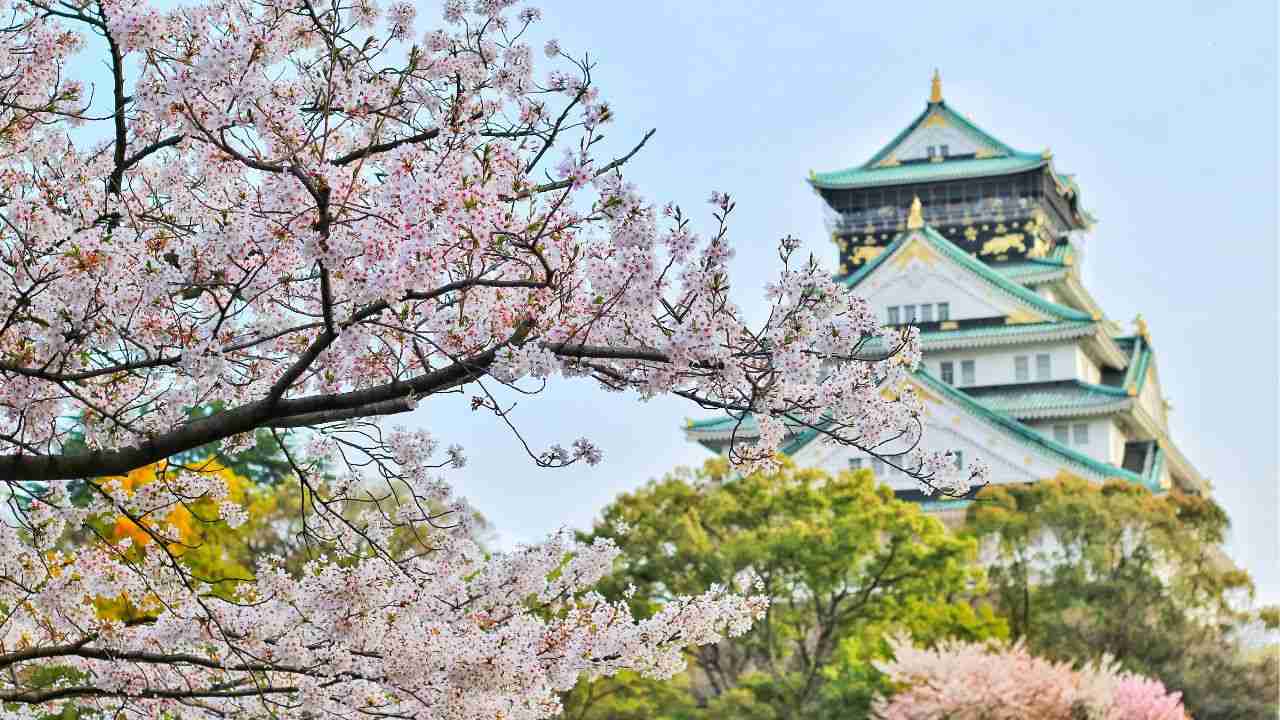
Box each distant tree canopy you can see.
[564,459,1004,720]
[965,474,1278,720]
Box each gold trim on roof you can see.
[930,69,942,104]
[922,111,948,129]
[1134,313,1151,342]
[907,196,925,229]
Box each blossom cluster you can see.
[875,638,1189,720]
[0,0,974,714]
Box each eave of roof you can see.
[966,380,1133,420]
[990,258,1070,286]
[810,99,1036,190]
[909,369,1153,486]
[920,320,1096,350]
[809,96,1094,223]
[684,368,1156,489]
[810,154,1047,190]
[1118,335,1154,394]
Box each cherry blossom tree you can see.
[874,639,1189,720]
[0,0,984,716]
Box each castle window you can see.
[904,305,918,323]
[921,304,934,322]
[849,458,863,470]
[871,458,885,476]
[1036,353,1052,381]
[1053,425,1070,444]
[940,361,955,384]
[887,306,900,324]
[1015,356,1030,382]
[1073,423,1090,446]
[960,360,975,386]
[940,144,950,157]
[938,302,950,321]
[953,450,964,470]
[927,145,938,160]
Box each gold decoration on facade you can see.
[849,246,885,265]
[939,320,959,330]
[930,68,943,103]
[974,148,998,159]
[980,233,1026,256]
[906,196,925,229]
[891,237,940,268]
[863,234,876,245]
[922,111,948,129]
[1004,309,1040,325]
[963,226,978,242]
[1041,148,1053,159]
[877,155,901,168]
[995,223,1007,233]
[909,379,943,406]
[1026,236,1052,258]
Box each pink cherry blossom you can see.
[0,0,978,715]
[875,638,1189,720]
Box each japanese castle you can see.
[685,72,1207,517]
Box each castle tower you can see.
[685,74,1207,515]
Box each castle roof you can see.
[808,73,1094,225]
[685,368,1165,491]
[965,380,1132,420]
[840,225,1092,323]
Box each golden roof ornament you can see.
[907,196,924,230]
[1134,313,1151,341]
[929,69,943,104]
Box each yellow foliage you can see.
[102,457,248,550]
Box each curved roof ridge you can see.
[859,100,1028,170]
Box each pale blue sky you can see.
[57,0,1278,600]
[421,0,1279,602]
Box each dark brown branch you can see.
[331,127,441,166]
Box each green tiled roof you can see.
[918,499,975,512]
[809,97,1094,223]
[910,369,1151,486]
[1118,335,1153,393]
[965,380,1131,419]
[811,154,1046,190]
[841,226,1092,323]
[682,368,1154,489]
[921,320,1094,346]
[810,99,1041,190]
[989,258,1069,284]
[864,100,1020,167]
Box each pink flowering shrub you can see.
[875,639,1189,720]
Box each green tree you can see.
[564,459,1004,719]
[966,474,1278,720]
